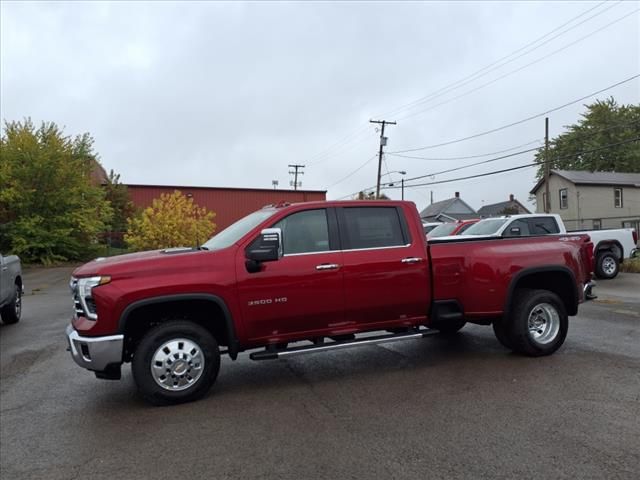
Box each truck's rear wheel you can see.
[595,251,619,279]
[0,284,21,325]
[509,289,568,357]
[132,321,220,406]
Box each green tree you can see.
[354,191,391,200]
[0,120,114,264]
[535,98,640,177]
[103,169,135,246]
[125,190,216,251]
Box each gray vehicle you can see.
[0,253,23,324]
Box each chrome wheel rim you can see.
[527,303,560,345]
[151,338,205,391]
[602,256,616,276]
[15,287,21,319]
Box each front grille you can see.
[74,294,84,316]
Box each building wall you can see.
[126,185,326,233]
[535,176,640,230]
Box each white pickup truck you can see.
[458,214,638,279]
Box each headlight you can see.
[74,276,110,320]
[78,276,110,298]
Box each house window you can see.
[614,188,623,208]
[559,189,568,209]
[542,192,547,211]
[593,219,601,230]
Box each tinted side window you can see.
[529,217,559,234]
[342,207,406,249]
[503,219,530,237]
[273,209,330,255]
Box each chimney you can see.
[509,194,514,201]
[455,192,460,198]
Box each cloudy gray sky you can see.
[2,0,639,211]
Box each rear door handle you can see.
[316,263,340,271]
[401,257,423,264]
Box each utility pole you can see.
[401,177,405,201]
[288,164,305,190]
[544,117,550,213]
[370,119,396,199]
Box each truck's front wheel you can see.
[132,321,220,406]
[509,289,568,357]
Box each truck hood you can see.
[72,247,209,277]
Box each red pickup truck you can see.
[66,201,594,405]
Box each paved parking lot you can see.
[1,267,639,479]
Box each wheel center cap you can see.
[173,360,188,375]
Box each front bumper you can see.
[66,324,124,372]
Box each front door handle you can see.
[401,257,423,264]
[316,263,340,271]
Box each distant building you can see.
[419,192,477,222]
[530,169,640,231]
[125,184,326,232]
[477,194,531,218]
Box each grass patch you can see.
[621,256,640,273]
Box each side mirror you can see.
[507,226,521,236]
[246,228,282,266]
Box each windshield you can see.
[201,209,276,251]
[428,223,458,237]
[462,218,508,236]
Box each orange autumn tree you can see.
[125,190,216,251]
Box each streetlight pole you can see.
[382,170,406,200]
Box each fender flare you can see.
[594,240,623,261]
[503,265,579,317]
[118,293,240,359]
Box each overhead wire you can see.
[342,123,640,197]
[380,0,618,119]
[389,74,640,154]
[394,7,640,123]
[383,137,640,190]
[301,1,622,169]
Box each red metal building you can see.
[125,184,327,232]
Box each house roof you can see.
[531,169,640,194]
[419,196,477,220]
[477,199,531,216]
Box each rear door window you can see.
[529,217,560,234]
[341,207,407,249]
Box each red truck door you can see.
[337,206,430,329]
[236,208,345,342]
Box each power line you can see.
[386,138,543,161]
[327,154,378,189]
[390,73,640,154]
[302,1,617,169]
[380,0,617,119]
[394,6,638,123]
[384,137,640,190]
[343,130,640,198]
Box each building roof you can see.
[124,183,326,194]
[419,196,477,221]
[531,169,640,194]
[477,199,530,217]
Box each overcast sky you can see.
[2,0,639,211]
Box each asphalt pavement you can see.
[1,267,639,480]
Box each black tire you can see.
[132,321,220,406]
[0,284,21,325]
[434,319,466,334]
[492,317,513,349]
[594,251,619,279]
[508,289,568,357]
